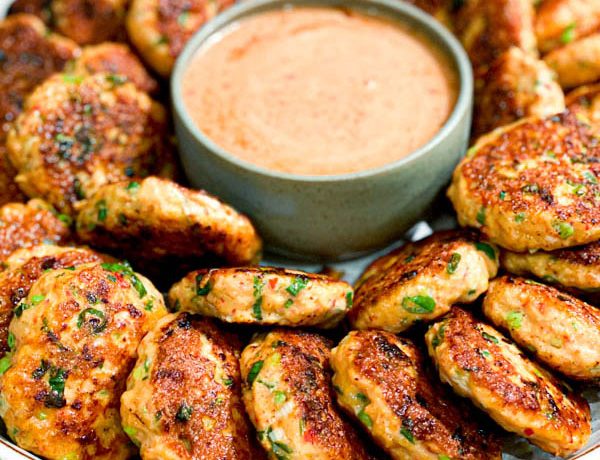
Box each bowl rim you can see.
[171,0,473,184]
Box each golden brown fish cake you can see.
[535,0,600,53]
[473,47,565,137]
[51,0,128,45]
[6,73,168,214]
[168,267,352,328]
[67,42,159,94]
[348,231,498,333]
[121,312,263,460]
[455,0,537,74]
[0,245,109,358]
[0,262,168,460]
[330,330,501,460]
[482,276,600,380]
[127,0,236,77]
[544,32,600,88]
[502,241,600,291]
[240,329,374,460]
[565,82,600,127]
[425,308,591,457]
[448,111,600,251]
[76,176,262,266]
[0,199,71,263]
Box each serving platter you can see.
[0,0,599,458]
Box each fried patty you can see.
[76,177,262,266]
[8,0,54,24]
[121,312,263,459]
[0,262,168,460]
[127,0,236,77]
[473,46,564,137]
[448,111,600,251]
[7,73,168,214]
[67,42,158,94]
[0,245,109,357]
[455,0,537,74]
[502,241,600,291]
[330,330,501,460]
[240,329,373,460]
[425,308,591,457]
[168,267,352,328]
[483,276,600,380]
[535,0,600,53]
[348,231,498,333]
[0,14,79,205]
[0,199,71,262]
[51,0,128,45]
[544,32,600,88]
[565,83,600,126]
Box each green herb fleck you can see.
[0,355,11,374]
[286,276,309,296]
[274,391,286,404]
[126,181,140,192]
[195,274,211,296]
[506,311,523,330]
[560,22,576,44]
[514,213,526,223]
[346,291,353,308]
[77,308,107,334]
[499,191,506,200]
[252,276,265,320]
[13,302,31,318]
[7,332,15,350]
[400,426,415,444]
[481,331,499,344]
[96,200,108,222]
[358,410,373,428]
[401,295,435,314]
[552,221,574,239]
[446,253,461,274]
[474,242,496,260]
[106,74,127,86]
[175,402,193,422]
[62,74,83,84]
[476,206,486,225]
[247,360,264,386]
[101,262,146,298]
[284,299,293,308]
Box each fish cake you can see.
[448,111,600,252]
[126,0,236,77]
[473,46,565,137]
[0,245,109,357]
[76,177,262,266]
[240,329,373,460]
[121,312,263,459]
[455,0,537,74]
[425,308,591,457]
[51,0,128,45]
[67,42,159,94]
[535,0,600,53]
[502,241,600,291]
[483,276,600,380]
[348,231,498,333]
[0,262,168,460]
[544,32,600,88]
[0,199,71,262]
[330,330,501,460]
[7,73,168,214]
[168,267,352,328]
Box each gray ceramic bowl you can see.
[172,0,473,261]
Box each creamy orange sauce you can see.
[183,7,458,175]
